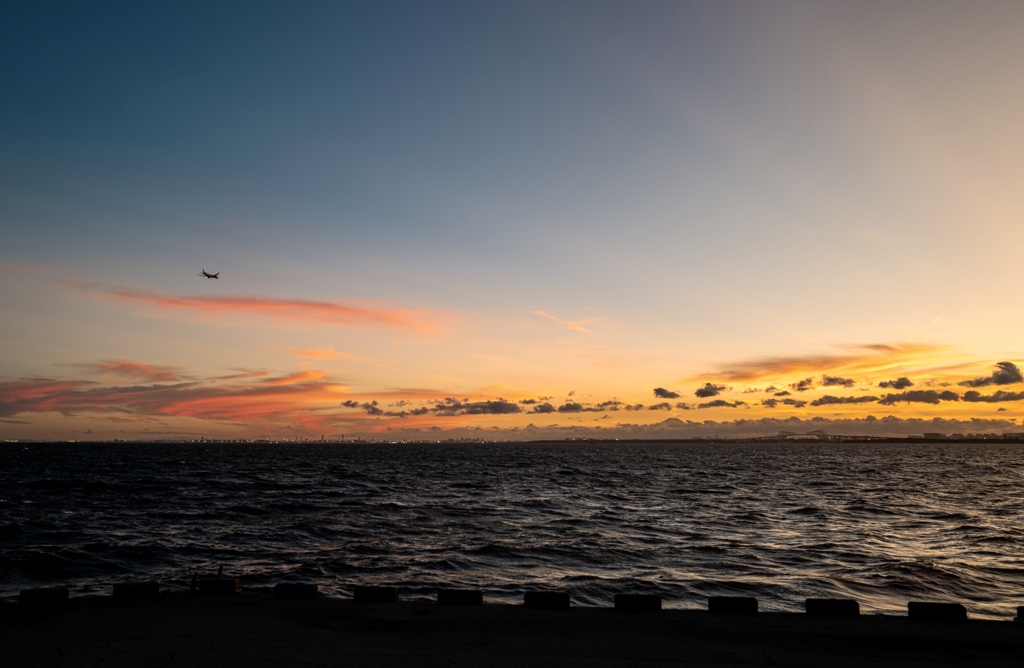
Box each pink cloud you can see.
[91,360,180,382]
[0,372,342,428]
[0,369,467,433]
[80,283,450,332]
[0,379,99,417]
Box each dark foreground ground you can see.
[2,594,1023,667]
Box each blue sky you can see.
[3,1,1024,439]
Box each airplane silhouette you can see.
[199,269,219,279]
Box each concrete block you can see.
[437,589,483,606]
[805,598,859,618]
[614,594,661,613]
[907,601,967,622]
[19,586,69,608]
[197,578,240,595]
[273,583,319,600]
[112,582,160,600]
[524,591,571,610]
[708,596,758,614]
[353,585,398,603]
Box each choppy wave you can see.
[2,441,1023,619]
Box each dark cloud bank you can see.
[695,383,726,398]
[810,394,878,407]
[698,399,746,409]
[371,415,1021,442]
[960,362,1023,388]
[762,398,807,409]
[333,360,1024,426]
[344,397,523,418]
[821,375,856,388]
[962,390,1024,403]
[878,390,960,405]
[791,378,815,392]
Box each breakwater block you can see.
[805,598,859,618]
[354,586,399,603]
[708,596,758,614]
[614,594,661,613]
[197,578,240,596]
[20,586,70,608]
[907,601,967,622]
[273,583,319,600]
[112,582,160,600]
[524,591,571,610]
[437,589,483,606]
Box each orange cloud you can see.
[709,343,946,381]
[0,371,348,430]
[286,346,370,362]
[0,368,463,433]
[162,389,324,422]
[81,283,449,331]
[0,379,97,413]
[531,310,592,333]
[91,360,179,382]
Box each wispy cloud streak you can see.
[710,343,944,381]
[80,283,448,331]
[88,361,180,382]
[530,311,592,333]
[287,346,369,361]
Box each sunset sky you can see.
[3,0,1024,440]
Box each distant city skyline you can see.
[3,1,1024,440]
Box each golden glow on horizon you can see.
[5,345,1021,440]
[2,270,1022,439]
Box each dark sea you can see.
[2,441,1023,619]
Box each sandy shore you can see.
[2,593,1023,667]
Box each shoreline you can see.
[3,591,1023,667]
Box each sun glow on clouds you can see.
[288,346,362,361]
[2,349,1024,439]
[708,343,951,383]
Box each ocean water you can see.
[2,441,1023,619]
